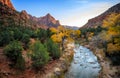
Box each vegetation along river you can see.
[65,44,101,78]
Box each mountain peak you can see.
[20,10,30,19]
[0,0,15,10]
[21,10,28,16]
[46,13,51,16]
[45,13,54,19]
[38,13,61,27]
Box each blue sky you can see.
[11,0,120,27]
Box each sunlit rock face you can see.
[0,0,15,10]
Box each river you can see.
[65,44,101,78]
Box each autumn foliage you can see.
[51,26,81,43]
[102,13,120,54]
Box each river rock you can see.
[54,68,61,76]
[75,56,80,58]
[74,61,78,64]
[80,64,83,66]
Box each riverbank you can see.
[0,42,75,78]
[42,43,75,78]
[83,43,120,78]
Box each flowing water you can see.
[65,44,101,78]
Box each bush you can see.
[0,31,14,46]
[21,34,30,44]
[51,43,61,59]
[21,34,30,49]
[4,41,25,70]
[45,39,61,59]
[37,29,47,39]
[47,28,53,37]
[13,28,23,40]
[107,43,120,54]
[30,41,49,69]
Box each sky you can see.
[11,0,120,27]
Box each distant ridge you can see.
[64,25,79,30]
[81,3,120,29]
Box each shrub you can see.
[51,43,61,59]
[37,29,47,39]
[45,39,61,59]
[107,43,120,54]
[30,41,49,69]
[0,31,14,46]
[13,28,23,40]
[21,34,30,44]
[4,41,25,70]
[21,34,30,49]
[46,28,53,37]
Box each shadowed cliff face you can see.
[0,0,15,10]
[81,3,120,29]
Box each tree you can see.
[51,33,63,43]
[47,28,52,37]
[36,29,48,43]
[13,28,23,40]
[21,33,30,44]
[4,41,25,70]
[102,13,120,52]
[45,38,61,59]
[0,30,14,46]
[50,27,58,34]
[51,26,66,43]
[29,41,49,69]
[103,13,120,36]
[73,30,81,38]
[58,26,65,33]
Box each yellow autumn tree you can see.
[103,13,120,36]
[51,26,65,43]
[88,32,94,40]
[51,25,81,43]
[51,34,61,43]
[102,13,120,54]
[58,26,65,32]
[50,27,58,34]
[74,30,81,37]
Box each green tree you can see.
[0,31,14,46]
[29,41,49,69]
[45,39,61,59]
[4,41,25,70]
[13,28,23,40]
[21,34,30,44]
